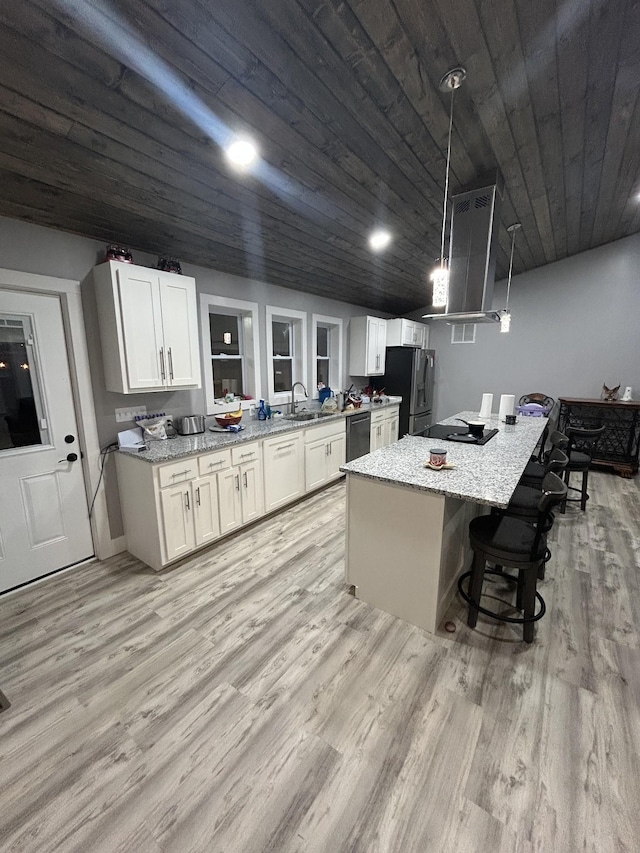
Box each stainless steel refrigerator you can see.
[378,348,435,437]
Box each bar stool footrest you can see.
[458,569,546,625]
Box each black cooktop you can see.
[417,424,499,445]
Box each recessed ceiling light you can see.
[225,137,258,170]
[369,229,392,252]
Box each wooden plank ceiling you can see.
[0,0,638,314]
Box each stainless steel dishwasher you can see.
[346,410,371,462]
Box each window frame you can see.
[265,306,308,405]
[311,313,343,398]
[199,294,261,414]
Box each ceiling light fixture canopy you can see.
[500,222,521,333]
[225,137,259,170]
[369,229,392,252]
[430,67,466,309]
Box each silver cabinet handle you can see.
[159,347,166,381]
[276,442,295,451]
[168,347,174,381]
[171,469,191,478]
[185,491,190,510]
[243,472,248,488]
[235,474,240,491]
[196,486,201,506]
[240,452,253,459]
[208,459,224,467]
[328,442,332,456]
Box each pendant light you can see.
[499,222,521,333]
[430,67,466,308]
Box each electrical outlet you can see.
[115,406,147,423]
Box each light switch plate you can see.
[115,406,147,423]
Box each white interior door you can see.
[0,290,93,592]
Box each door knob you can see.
[64,434,75,444]
[59,452,78,463]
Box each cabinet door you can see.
[263,434,304,512]
[371,318,387,374]
[159,275,201,388]
[305,438,328,491]
[193,475,221,546]
[326,433,346,480]
[370,422,385,452]
[240,459,264,523]
[159,484,195,561]
[385,412,399,446]
[365,317,380,375]
[401,320,415,346]
[117,268,165,390]
[218,468,243,534]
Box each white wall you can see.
[414,234,640,422]
[0,215,385,540]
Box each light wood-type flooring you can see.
[1,471,639,852]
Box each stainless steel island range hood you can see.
[424,173,504,323]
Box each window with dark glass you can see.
[272,320,293,392]
[316,325,330,388]
[209,313,244,398]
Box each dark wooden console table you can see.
[558,397,640,477]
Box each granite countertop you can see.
[120,397,401,464]
[340,411,548,508]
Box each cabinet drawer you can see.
[370,408,387,425]
[304,419,345,443]
[198,448,232,476]
[231,441,260,466]
[157,457,198,488]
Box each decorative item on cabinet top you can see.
[105,244,134,263]
[157,256,182,274]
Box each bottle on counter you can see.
[258,399,267,421]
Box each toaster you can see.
[175,415,206,435]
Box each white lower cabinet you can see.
[370,406,400,452]
[304,421,346,492]
[263,433,304,512]
[231,442,264,524]
[159,474,221,562]
[192,476,221,546]
[159,482,196,561]
[385,410,399,446]
[218,467,243,535]
[239,458,264,523]
[116,420,347,572]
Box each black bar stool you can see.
[458,473,567,643]
[500,449,568,579]
[520,432,568,487]
[560,424,606,512]
[518,393,555,462]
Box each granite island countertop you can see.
[119,397,401,464]
[340,411,547,508]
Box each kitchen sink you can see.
[285,411,336,421]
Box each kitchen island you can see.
[340,412,547,633]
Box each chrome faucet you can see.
[291,381,308,413]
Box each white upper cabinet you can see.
[349,315,387,376]
[386,318,429,348]
[93,261,201,394]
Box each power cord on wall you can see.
[88,442,119,520]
